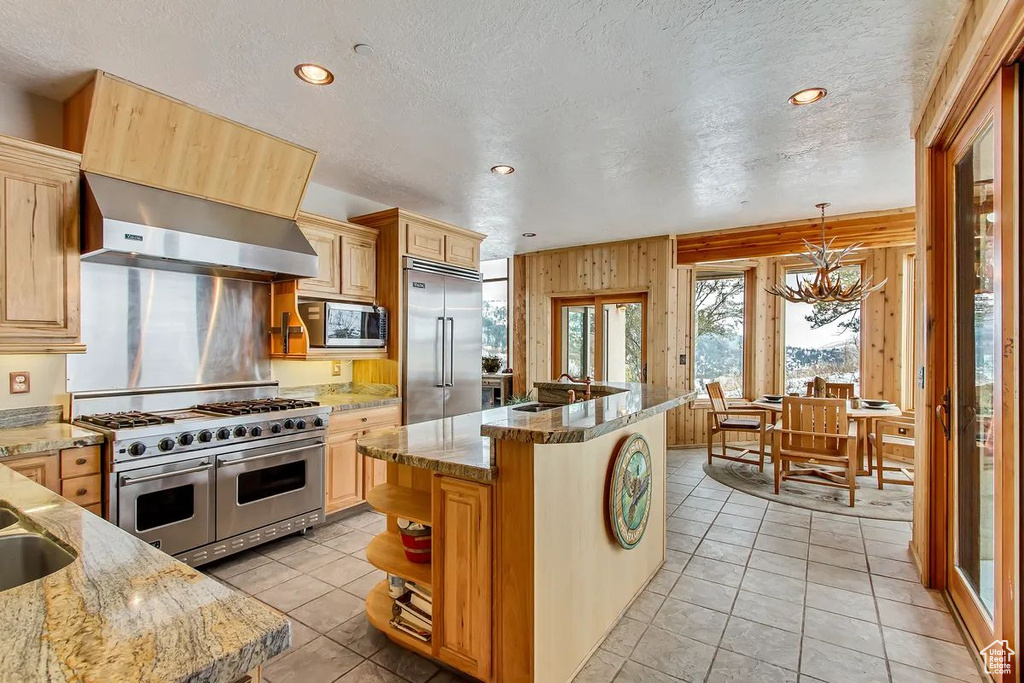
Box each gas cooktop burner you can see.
[195,398,320,415]
[79,411,176,429]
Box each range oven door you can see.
[215,436,325,540]
[117,456,215,555]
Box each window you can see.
[481,259,510,368]
[554,294,646,382]
[783,264,862,394]
[694,271,746,398]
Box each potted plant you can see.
[482,355,502,374]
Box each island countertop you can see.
[357,382,694,482]
[0,465,289,682]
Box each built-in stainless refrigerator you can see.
[403,257,483,424]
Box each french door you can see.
[941,67,1017,662]
[552,293,647,382]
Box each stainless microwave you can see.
[298,302,388,348]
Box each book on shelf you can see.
[390,611,431,642]
[405,581,433,616]
[394,593,432,631]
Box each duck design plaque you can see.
[609,433,652,549]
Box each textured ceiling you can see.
[0,0,961,257]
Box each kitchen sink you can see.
[0,533,76,591]
[511,403,563,413]
[0,508,19,530]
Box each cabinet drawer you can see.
[330,405,401,433]
[60,446,101,478]
[61,474,102,506]
[84,503,103,517]
[405,221,446,261]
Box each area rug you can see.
[702,460,912,521]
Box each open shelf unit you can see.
[366,581,433,657]
[365,483,431,525]
[366,531,432,587]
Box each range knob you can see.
[197,430,213,443]
[295,419,307,430]
[284,419,295,429]
[178,433,195,446]
[158,438,175,452]
[217,427,232,440]
[233,425,247,438]
[250,426,263,437]
[270,423,282,434]
[128,442,146,457]
[313,417,325,428]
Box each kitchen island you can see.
[356,382,693,683]
[0,464,289,682]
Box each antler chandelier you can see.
[766,202,886,304]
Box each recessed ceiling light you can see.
[522,232,536,238]
[353,43,375,56]
[789,87,827,105]
[294,63,334,85]
[491,164,515,175]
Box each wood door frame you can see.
[931,66,1018,664]
[550,292,648,383]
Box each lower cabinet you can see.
[432,476,492,680]
[325,406,401,514]
[6,445,103,516]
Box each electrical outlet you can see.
[331,360,343,377]
[679,353,687,365]
[9,372,30,394]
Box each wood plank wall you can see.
[515,237,913,447]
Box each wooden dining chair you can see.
[869,417,915,489]
[773,397,859,507]
[804,381,856,400]
[705,382,773,471]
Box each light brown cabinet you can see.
[352,208,486,271]
[0,136,83,353]
[444,233,480,269]
[7,445,104,516]
[7,454,60,492]
[326,405,401,514]
[432,476,492,679]
[297,212,378,302]
[405,220,447,261]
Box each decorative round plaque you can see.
[608,433,653,550]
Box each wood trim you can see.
[350,207,486,242]
[675,207,916,264]
[296,211,379,239]
[0,134,81,171]
[512,254,528,396]
[550,292,648,382]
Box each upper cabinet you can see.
[63,71,317,219]
[296,212,378,302]
[0,135,84,353]
[351,208,485,271]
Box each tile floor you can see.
[202,447,985,683]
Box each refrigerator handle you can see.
[436,316,446,388]
[445,317,455,387]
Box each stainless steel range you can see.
[72,383,330,567]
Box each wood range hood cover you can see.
[63,70,318,220]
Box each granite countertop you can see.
[0,422,105,458]
[0,465,289,682]
[281,382,401,414]
[357,383,695,482]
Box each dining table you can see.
[749,397,902,476]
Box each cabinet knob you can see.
[76,457,87,465]
[76,488,88,496]
[361,417,368,422]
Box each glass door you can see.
[942,70,1016,659]
[553,294,647,382]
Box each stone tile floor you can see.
[202,447,985,683]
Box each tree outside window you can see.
[482,259,509,368]
[783,264,862,394]
[694,272,745,398]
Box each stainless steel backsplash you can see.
[67,262,271,392]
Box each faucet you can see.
[557,374,592,401]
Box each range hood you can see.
[81,173,318,281]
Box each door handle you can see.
[121,462,211,486]
[436,316,446,388]
[935,387,951,441]
[446,317,455,387]
[217,444,316,467]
